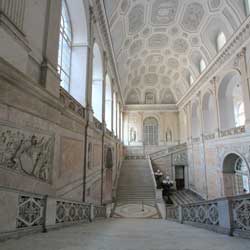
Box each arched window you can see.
[92,43,103,121]
[202,92,216,134]
[113,92,117,135]
[117,102,120,138]
[58,0,72,91]
[191,101,201,139]
[105,75,112,131]
[143,117,159,145]
[222,154,250,196]
[233,83,246,127]
[199,59,206,73]
[218,72,246,130]
[234,158,250,194]
[189,75,194,85]
[245,0,250,15]
[145,92,155,104]
[217,32,226,51]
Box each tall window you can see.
[143,117,158,145]
[217,32,226,51]
[189,75,194,85]
[58,0,72,91]
[105,75,112,130]
[233,83,246,127]
[199,59,206,73]
[245,0,250,15]
[113,92,117,135]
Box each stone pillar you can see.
[211,76,221,137]
[218,199,233,235]
[111,79,114,134]
[85,7,95,122]
[238,47,250,132]
[198,92,209,199]
[40,0,61,97]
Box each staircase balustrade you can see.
[0,187,107,241]
[166,194,250,239]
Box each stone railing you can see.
[220,126,245,138]
[93,117,103,131]
[106,129,113,137]
[59,87,86,120]
[0,0,26,31]
[149,143,187,161]
[0,187,107,240]
[203,133,216,141]
[166,206,179,222]
[231,194,250,238]
[166,194,250,238]
[93,205,107,218]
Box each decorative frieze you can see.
[203,133,215,141]
[0,125,54,182]
[220,126,245,137]
[93,117,103,131]
[0,0,26,31]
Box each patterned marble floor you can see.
[0,219,249,250]
[113,203,160,218]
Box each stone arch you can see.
[202,90,216,134]
[191,100,201,139]
[126,89,140,104]
[65,0,89,106]
[222,152,250,196]
[218,70,245,130]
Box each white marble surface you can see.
[0,219,249,250]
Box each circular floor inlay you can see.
[114,204,159,218]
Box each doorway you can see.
[175,165,185,190]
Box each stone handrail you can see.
[166,194,250,239]
[149,143,187,161]
[220,126,245,137]
[59,87,86,120]
[0,187,107,241]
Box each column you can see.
[40,0,61,97]
[238,47,250,132]
[211,76,221,137]
[111,79,114,134]
[85,7,95,122]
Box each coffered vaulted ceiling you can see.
[104,0,246,105]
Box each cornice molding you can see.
[124,104,178,112]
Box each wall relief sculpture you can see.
[0,125,54,182]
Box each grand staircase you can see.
[116,159,156,206]
[169,189,203,206]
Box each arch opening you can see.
[222,153,250,196]
[218,72,246,130]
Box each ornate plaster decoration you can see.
[151,0,179,26]
[181,2,205,32]
[128,4,145,34]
